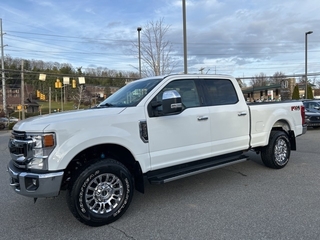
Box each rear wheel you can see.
[261,131,291,169]
[67,159,134,226]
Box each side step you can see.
[147,153,248,184]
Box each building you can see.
[0,86,39,115]
[241,79,294,102]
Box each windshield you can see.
[98,77,163,107]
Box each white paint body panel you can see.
[13,74,305,174]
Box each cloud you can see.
[26,0,54,7]
[2,0,320,78]
[85,8,96,15]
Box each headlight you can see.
[26,133,56,170]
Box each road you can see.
[0,129,320,240]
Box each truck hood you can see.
[13,108,126,132]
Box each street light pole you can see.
[137,27,142,78]
[182,0,188,74]
[305,31,313,99]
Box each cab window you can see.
[148,79,200,117]
[203,79,238,106]
[155,79,200,108]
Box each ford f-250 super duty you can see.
[8,74,307,226]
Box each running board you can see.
[147,154,248,184]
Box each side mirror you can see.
[162,90,182,115]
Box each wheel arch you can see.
[271,119,296,150]
[63,143,145,193]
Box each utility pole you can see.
[305,31,313,99]
[182,0,188,74]
[0,18,7,116]
[21,60,25,119]
[49,87,51,114]
[137,27,142,78]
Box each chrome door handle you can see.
[197,116,209,121]
[238,112,247,116]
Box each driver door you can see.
[146,79,212,170]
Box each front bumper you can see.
[305,121,320,127]
[7,161,64,198]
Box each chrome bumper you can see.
[7,161,64,198]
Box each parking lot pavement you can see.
[0,129,319,240]
[0,130,11,135]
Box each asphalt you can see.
[1,129,320,239]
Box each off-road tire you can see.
[261,131,291,169]
[66,159,134,226]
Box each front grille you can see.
[13,161,27,169]
[10,146,24,155]
[312,117,320,120]
[9,131,30,169]
[12,131,26,140]
[309,116,320,122]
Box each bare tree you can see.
[310,76,320,89]
[72,85,87,110]
[236,78,246,88]
[250,73,268,86]
[270,72,286,84]
[132,18,177,77]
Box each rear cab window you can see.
[201,79,238,106]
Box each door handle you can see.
[238,112,247,116]
[197,116,209,121]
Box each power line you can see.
[2,68,138,80]
[3,29,320,78]
[5,32,320,58]
[6,30,319,46]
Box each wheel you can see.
[261,131,291,169]
[66,159,134,226]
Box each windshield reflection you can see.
[98,77,162,107]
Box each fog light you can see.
[25,177,39,191]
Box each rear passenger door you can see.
[201,78,250,155]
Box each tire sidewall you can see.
[274,132,290,167]
[70,160,133,226]
[261,131,291,169]
[269,131,291,168]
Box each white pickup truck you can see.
[8,74,307,226]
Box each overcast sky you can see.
[1,0,319,83]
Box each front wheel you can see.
[67,159,134,226]
[261,131,291,169]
